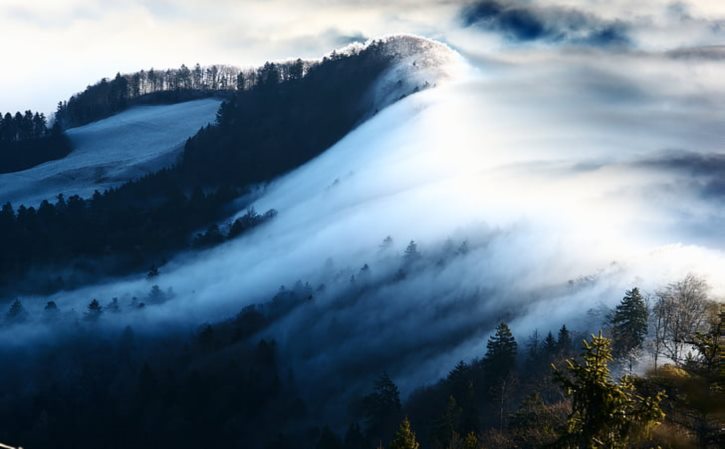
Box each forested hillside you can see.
[1,274,721,449]
[55,64,242,128]
[0,111,71,173]
[0,36,445,297]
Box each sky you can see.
[2,0,725,113]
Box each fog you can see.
[2,0,725,419]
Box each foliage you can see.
[389,418,420,449]
[609,288,648,369]
[0,110,71,173]
[363,373,403,443]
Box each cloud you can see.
[4,40,725,411]
[667,45,725,60]
[461,0,630,46]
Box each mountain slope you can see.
[0,98,221,206]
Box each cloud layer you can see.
[3,1,725,112]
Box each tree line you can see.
[54,59,309,128]
[0,110,70,173]
[0,173,275,297]
[1,255,721,449]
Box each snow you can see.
[0,98,222,206]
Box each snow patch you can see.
[0,98,221,206]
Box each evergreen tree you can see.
[316,426,343,449]
[483,322,518,381]
[5,299,28,323]
[389,418,419,449]
[553,333,665,449]
[557,324,573,356]
[85,298,102,321]
[343,423,368,449]
[483,322,518,430]
[543,331,556,357]
[403,240,421,265]
[609,287,648,367]
[363,373,402,442]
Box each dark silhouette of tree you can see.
[557,324,573,356]
[315,426,343,449]
[483,322,518,381]
[343,422,368,449]
[483,322,518,430]
[85,298,102,321]
[0,109,71,173]
[147,265,160,279]
[403,241,421,266]
[5,299,28,323]
[362,373,402,443]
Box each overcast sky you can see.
[1,0,724,114]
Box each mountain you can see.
[0,33,723,449]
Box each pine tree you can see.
[5,299,28,323]
[483,322,518,430]
[363,373,402,442]
[557,324,573,356]
[543,331,556,357]
[389,418,419,449]
[403,240,421,265]
[344,422,368,449]
[553,333,665,449]
[609,287,648,368]
[483,322,518,381]
[85,298,102,321]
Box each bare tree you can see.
[651,273,710,367]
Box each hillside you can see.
[0,98,221,207]
[0,27,723,449]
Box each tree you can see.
[85,298,102,321]
[316,426,343,449]
[147,265,159,279]
[483,322,518,430]
[344,422,368,449]
[389,418,419,449]
[609,288,648,371]
[553,333,665,449]
[362,373,402,441]
[5,299,28,323]
[652,274,710,367]
[289,58,305,81]
[557,325,573,356]
[508,393,562,448]
[43,301,60,321]
[403,240,421,265]
[483,322,518,381]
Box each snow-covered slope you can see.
[0,98,221,206]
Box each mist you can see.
[2,0,725,425]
